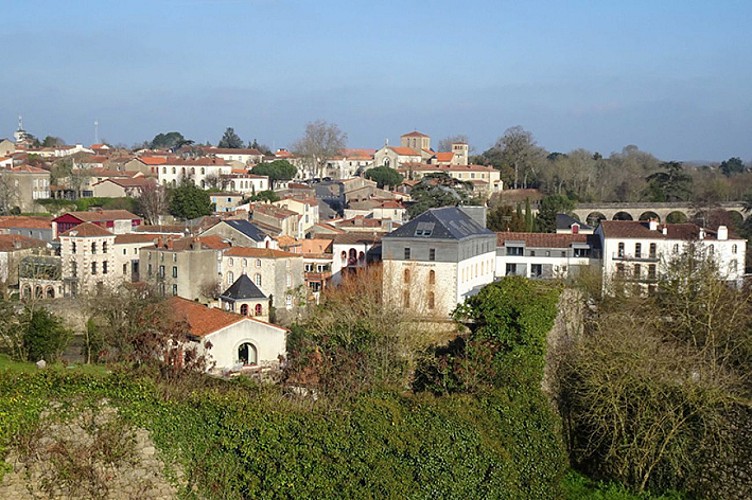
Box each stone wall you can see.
[0,401,182,499]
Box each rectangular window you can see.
[506,246,523,256]
[505,263,517,276]
[633,264,641,278]
[159,265,165,278]
[429,248,436,261]
[172,284,178,296]
[102,262,108,274]
[649,243,657,258]
[91,262,97,275]
[531,264,542,278]
[648,264,657,279]
[123,263,127,274]
[147,263,152,277]
[574,248,591,258]
[404,248,411,260]
[402,290,410,308]
[635,243,642,258]
[172,266,177,278]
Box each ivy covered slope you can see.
[0,278,567,499]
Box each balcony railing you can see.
[613,253,659,262]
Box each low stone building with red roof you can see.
[167,296,286,373]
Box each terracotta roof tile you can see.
[598,220,739,241]
[0,234,47,251]
[59,222,114,238]
[496,232,589,248]
[401,131,429,137]
[224,247,299,259]
[168,297,244,337]
[0,216,52,230]
[59,210,140,222]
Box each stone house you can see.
[199,219,275,248]
[219,274,269,322]
[219,247,305,310]
[382,206,496,318]
[139,235,231,302]
[0,165,50,212]
[59,223,118,296]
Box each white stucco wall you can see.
[198,318,286,371]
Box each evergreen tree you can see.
[169,179,213,220]
[218,127,244,149]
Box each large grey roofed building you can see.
[384,206,493,241]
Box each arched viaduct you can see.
[571,202,747,225]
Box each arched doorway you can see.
[237,342,257,366]
[240,304,249,316]
[254,303,262,316]
[46,287,55,299]
[613,211,633,221]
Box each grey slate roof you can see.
[384,207,493,240]
[220,274,267,302]
[223,220,267,242]
[556,213,593,231]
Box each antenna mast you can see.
[94,120,99,144]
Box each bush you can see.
[23,308,72,363]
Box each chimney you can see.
[699,228,706,240]
[662,226,668,236]
[459,205,487,228]
[649,219,658,231]
[717,225,728,240]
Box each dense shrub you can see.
[0,370,566,498]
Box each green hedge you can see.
[0,370,566,499]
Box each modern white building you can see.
[596,220,746,291]
[495,232,600,280]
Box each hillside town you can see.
[0,122,748,374]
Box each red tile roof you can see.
[435,152,455,163]
[598,220,737,240]
[0,216,52,230]
[224,247,299,259]
[59,222,114,238]
[58,210,140,223]
[0,234,47,252]
[138,157,168,165]
[389,146,421,156]
[168,297,244,337]
[401,131,429,138]
[496,232,589,248]
[114,233,161,244]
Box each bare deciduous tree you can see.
[137,181,169,225]
[292,120,347,179]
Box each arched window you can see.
[191,167,195,175]
[618,242,625,257]
[404,268,411,283]
[172,167,176,174]
[254,304,262,316]
[732,244,738,254]
[429,270,435,285]
[240,304,249,316]
[237,342,257,365]
[242,258,247,267]
[102,241,108,253]
[256,259,262,267]
[162,167,167,174]
[228,258,234,267]
[201,167,205,175]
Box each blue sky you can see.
[2,0,751,161]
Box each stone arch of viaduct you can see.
[571,202,746,224]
